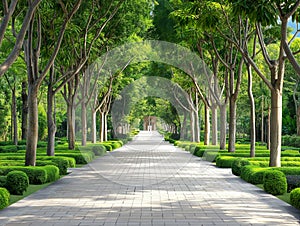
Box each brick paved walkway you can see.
[0,131,299,226]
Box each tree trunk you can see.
[104,112,108,141]
[211,104,218,145]
[47,66,57,156]
[261,96,264,143]
[25,86,38,166]
[81,100,87,146]
[204,104,210,145]
[67,102,75,150]
[99,111,105,142]
[189,108,195,142]
[219,104,226,150]
[180,111,187,140]
[247,64,255,157]
[269,89,282,167]
[12,86,18,145]
[267,105,271,150]
[47,87,56,156]
[228,97,236,152]
[91,110,97,143]
[297,107,300,136]
[21,81,28,140]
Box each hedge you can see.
[0,176,6,187]
[240,165,268,184]
[6,171,29,195]
[42,165,60,182]
[56,151,94,164]
[290,188,300,209]
[263,170,287,195]
[0,188,10,210]
[216,156,235,168]
[231,158,251,176]
[286,175,300,192]
[0,165,59,184]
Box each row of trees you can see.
[2,0,300,168]
[140,0,300,167]
[0,0,154,166]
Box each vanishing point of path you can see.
[0,131,300,226]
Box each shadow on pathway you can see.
[0,131,299,226]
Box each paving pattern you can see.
[0,131,300,226]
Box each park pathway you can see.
[0,131,300,226]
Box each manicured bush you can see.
[0,176,6,187]
[290,188,300,209]
[194,149,205,157]
[263,170,287,195]
[43,165,60,182]
[231,158,251,176]
[102,144,112,152]
[91,145,107,156]
[216,156,235,168]
[240,165,268,184]
[0,166,47,184]
[202,150,219,162]
[0,187,10,210]
[0,145,18,153]
[56,151,94,164]
[286,175,300,192]
[6,171,29,195]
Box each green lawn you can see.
[256,184,291,205]
[9,182,53,205]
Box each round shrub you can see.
[6,171,29,195]
[263,170,287,195]
[92,145,106,156]
[0,176,6,187]
[290,188,300,209]
[0,187,10,210]
[231,158,251,176]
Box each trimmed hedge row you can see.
[0,187,10,210]
[0,165,59,184]
[240,165,300,185]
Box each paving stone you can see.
[0,131,299,226]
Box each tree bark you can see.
[47,87,56,156]
[211,104,218,145]
[189,107,195,142]
[247,64,256,157]
[180,111,187,140]
[67,102,76,150]
[99,111,105,142]
[228,96,237,152]
[21,81,28,140]
[261,96,264,143]
[47,66,57,156]
[204,104,210,145]
[91,110,97,143]
[219,104,226,150]
[269,89,282,167]
[25,86,38,166]
[12,85,18,145]
[81,99,87,146]
[267,105,271,150]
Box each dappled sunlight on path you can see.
[0,131,299,225]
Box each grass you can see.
[9,182,53,205]
[255,184,291,205]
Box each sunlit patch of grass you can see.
[9,182,53,205]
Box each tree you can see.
[0,0,42,76]
[228,0,300,166]
[24,0,82,166]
